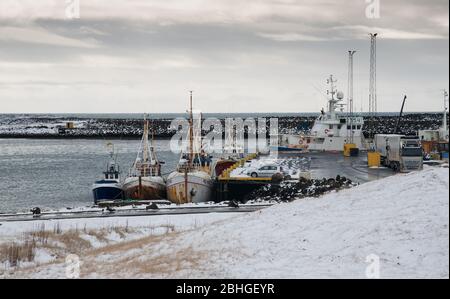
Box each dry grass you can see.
[80,230,209,278]
[88,231,175,256]
[0,240,37,267]
[86,229,109,243]
[124,247,208,276]
[0,222,180,271]
[1,219,227,279]
[52,231,92,253]
[0,223,89,267]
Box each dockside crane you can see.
[393,95,407,135]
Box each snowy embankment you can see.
[4,167,449,278]
[0,213,239,276]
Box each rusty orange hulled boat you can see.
[123,115,166,200]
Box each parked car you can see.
[247,165,290,179]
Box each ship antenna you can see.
[326,75,339,114]
[327,75,337,100]
[107,142,115,158]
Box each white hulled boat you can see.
[306,75,365,151]
[123,116,166,200]
[279,75,365,152]
[166,92,214,204]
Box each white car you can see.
[247,165,290,178]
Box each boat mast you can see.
[444,90,448,131]
[188,91,194,170]
[443,90,449,140]
[106,142,116,177]
[149,118,159,170]
[151,119,155,148]
[347,51,356,143]
[326,75,338,118]
[182,91,195,203]
[142,114,149,163]
[107,142,115,159]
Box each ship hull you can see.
[92,181,124,204]
[166,171,213,204]
[280,134,365,152]
[123,176,166,200]
[270,145,308,153]
[306,136,364,152]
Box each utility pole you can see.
[443,90,448,139]
[347,50,356,143]
[369,33,378,114]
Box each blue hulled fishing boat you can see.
[92,144,124,204]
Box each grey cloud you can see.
[0,0,448,113]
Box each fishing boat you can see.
[166,92,214,204]
[279,75,365,152]
[92,144,124,204]
[123,116,166,200]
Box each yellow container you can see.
[344,143,357,157]
[368,152,381,167]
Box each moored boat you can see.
[281,75,366,152]
[166,165,213,204]
[166,92,214,204]
[305,76,365,151]
[92,144,124,204]
[123,116,166,200]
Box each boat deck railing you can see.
[218,153,267,181]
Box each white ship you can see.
[166,92,214,204]
[280,75,365,152]
[123,116,166,200]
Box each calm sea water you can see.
[0,139,180,213]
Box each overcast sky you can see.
[0,0,448,113]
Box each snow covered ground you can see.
[0,116,88,136]
[1,166,448,279]
[0,213,240,275]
